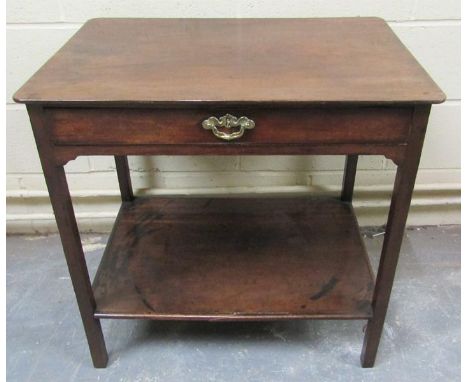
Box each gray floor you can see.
[7,226,460,382]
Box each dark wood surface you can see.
[114,156,134,202]
[52,143,407,168]
[14,18,444,105]
[360,105,431,367]
[341,155,359,202]
[93,197,374,320]
[46,106,412,146]
[27,105,108,368]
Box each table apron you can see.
[44,106,413,147]
[50,142,406,166]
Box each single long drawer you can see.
[46,107,413,146]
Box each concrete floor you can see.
[7,226,460,382]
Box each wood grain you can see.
[14,18,445,105]
[92,197,374,320]
[360,105,431,367]
[27,105,108,368]
[46,106,413,146]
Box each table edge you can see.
[14,99,446,107]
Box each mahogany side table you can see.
[14,18,445,368]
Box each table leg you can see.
[115,155,134,202]
[360,105,431,367]
[341,154,358,202]
[27,106,108,368]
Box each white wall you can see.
[6,1,461,233]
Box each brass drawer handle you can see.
[202,114,255,141]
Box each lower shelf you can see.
[92,196,374,320]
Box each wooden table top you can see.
[14,18,445,106]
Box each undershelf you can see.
[92,196,374,320]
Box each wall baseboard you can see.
[6,185,460,234]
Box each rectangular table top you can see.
[14,18,445,106]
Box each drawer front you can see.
[46,107,412,146]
